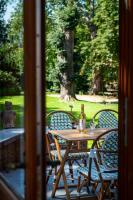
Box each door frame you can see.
[119,0,133,199]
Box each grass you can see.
[0,95,118,128]
[45,95,118,148]
[46,95,118,123]
[0,95,118,148]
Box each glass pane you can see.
[0,0,25,199]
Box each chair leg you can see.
[78,178,89,193]
[68,160,74,183]
[77,175,81,192]
[53,166,57,184]
[97,186,104,200]
[92,182,98,193]
[46,167,53,184]
[102,182,110,199]
[86,185,90,194]
[96,182,104,200]
[82,158,87,167]
[75,159,81,167]
[103,182,114,199]
[110,180,118,199]
[97,182,110,200]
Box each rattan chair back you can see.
[90,109,118,128]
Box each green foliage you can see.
[89,0,119,89]
[0,0,8,44]
[47,0,80,71]
[46,0,89,92]
[74,22,92,92]
[46,0,119,94]
[56,3,80,30]
[0,0,23,95]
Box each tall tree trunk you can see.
[59,30,76,101]
[92,70,103,94]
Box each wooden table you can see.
[48,128,109,199]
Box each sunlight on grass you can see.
[0,95,118,128]
[46,95,118,123]
[0,95,24,105]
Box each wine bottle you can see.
[79,104,86,133]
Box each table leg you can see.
[52,139,72,199]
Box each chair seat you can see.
[77,165,118,181]
[51,150,89,160]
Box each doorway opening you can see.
[45,0,119,199]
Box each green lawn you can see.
[0,95,118,128]
[46,95,118,124]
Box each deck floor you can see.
[0,162,117,200]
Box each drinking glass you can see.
[89,121,95,134]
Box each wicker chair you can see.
[46,133,60,184]
[89,109,118,129]
[77,129,118,200]
[47,110,77,148]
[46,110,89,182]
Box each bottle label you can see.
[79,119,86,131]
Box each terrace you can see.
[0,96,118,199]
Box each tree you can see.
[89,0,119,94]
[47,0,81,101]
[46,10,60,92]
[73,1,94,94]
[0,0,23,95]
[46,0,93,99]
[7,0,23,89]
[46,0,119,97]
[0,0,8,44]
[0,0,12,95]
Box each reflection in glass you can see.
[0,0,25,199]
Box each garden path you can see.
[48,94,118,103]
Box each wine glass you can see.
[89,121,95,134]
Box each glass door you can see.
[0,1,44,199]
[0,0,25,199]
